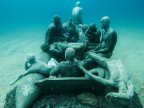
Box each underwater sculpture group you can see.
[9,1,134,108]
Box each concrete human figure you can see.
[89,16,117,58]
[85,23,101,50]
[49,48,84,77]
[10,53,58,86]
[41,15,67,52]
[72,1,83,25]
[81,16,117,68]
[78,52,134,103]
[63,18,79,42]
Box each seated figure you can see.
[63,18,79,42]
[85,23,101,50]
[50,48,84,77]
[41,15,67,52]
[88,16,117,58]
[10,53,58,85]
[82,16,117,68]
[49,42,88,61]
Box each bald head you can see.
[52,15,61,26]
[26,53,36,63]
[100,16,110,29]
[65,48,75,61]
[76,1,80,7]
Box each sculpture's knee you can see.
[41,43,50,52]
[88,52,107,67]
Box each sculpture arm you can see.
[10,69,30,86]
[49,65,61,77]
[25,61,29,70]
[96,47,109,54]
[45,26,54,44]
[106,80,134,100]
[106,92,133,101]
[97,31,117,54]
[93,44,101,51]
[10,69,45,86]
[78,63,115,87]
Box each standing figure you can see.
[72,1,83,25]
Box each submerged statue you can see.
[78,52,134,103]
[89,16,117,58]
[85,23,101,50]
[72,1,83,25]
[41,15,66,52]
[81,16,117,68]
[10,53,58,85]
[50,47,84,77]
[6,3,135,106]
[63,18,79,42]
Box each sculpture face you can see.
[100,16,110,30]
[53,15,61,26]
[89,23,97,32]
[65,48,75,61]
[76,1,80,7]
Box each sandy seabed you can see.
[0,22,144,107]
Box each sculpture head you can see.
[100,16,110,30]
[76,1,80,7]
[89,23,97,32]
[65,48,75,61]
[52,15,61,26]
[26,53,36,64]
[67,18,73,26]
[82,24,88,33]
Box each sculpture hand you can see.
[10,74,24,86]
[105,92,117,101]
[10,81,15,86]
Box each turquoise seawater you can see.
[0,0,144,30]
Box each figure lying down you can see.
[10,53,58,86]
[78,52,134,102]
[10,47,85,86]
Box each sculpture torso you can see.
[72,6,83,24]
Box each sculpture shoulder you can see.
[109,28,117,35]
[109,28,117,39]
[48,23,55,30]
[72,7,82,13]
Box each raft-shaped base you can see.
[36,77,105,94]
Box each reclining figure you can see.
[78,52,134,103]
[10,53,58,86]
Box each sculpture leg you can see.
[15,74,45,108]
[84,68,105,78]
[87,52,108,67]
